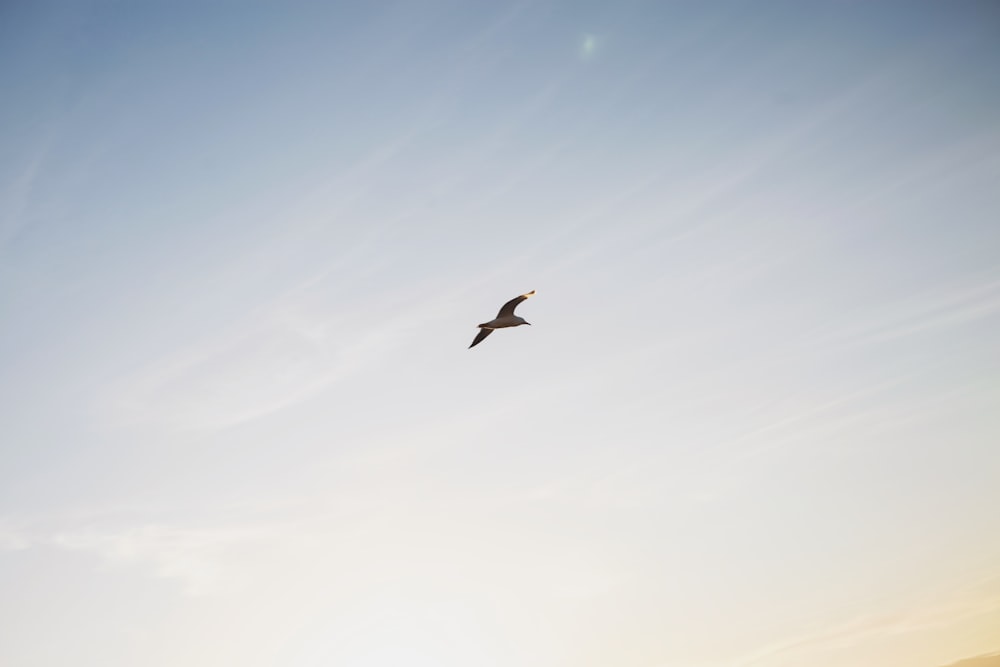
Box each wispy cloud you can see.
[95,267,468,431]
[807,274,1000,350]
[940,651,1000,667]
[0,518,30,551]
[0,138,51,253]
[49,522,281,596]
[724,571,1000,667]
[10,512,257,596]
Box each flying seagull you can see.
[469,290,536,349]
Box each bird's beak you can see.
[525,322,532,326]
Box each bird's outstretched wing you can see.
[469,328,494,348]
[496,290,536,318]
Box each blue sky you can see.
[2,2,999,666]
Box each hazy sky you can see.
[2,2,999,666]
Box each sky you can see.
[1,1,999,666]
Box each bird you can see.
[468,289,536,348]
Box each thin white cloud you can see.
[50,523,273,596]
[807,274,1000,350]
[0,519,30,551]
[0,139,50,253]
[95,269,469,431]
[724,572,1000,667]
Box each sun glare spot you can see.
[579,33,600,61]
